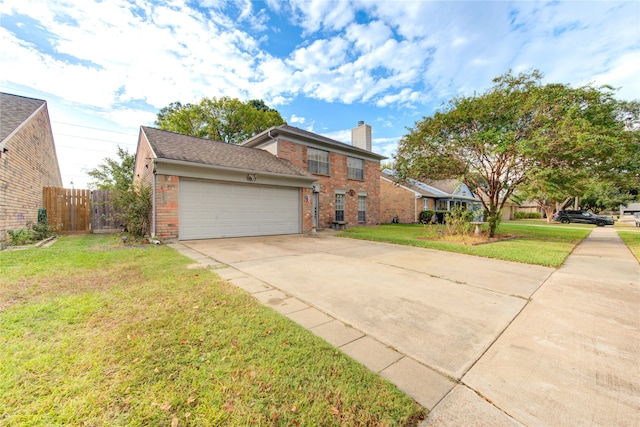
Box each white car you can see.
[634,212,640,227]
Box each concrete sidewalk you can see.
[426,227,640,426]
[172,227,639,426]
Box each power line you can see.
[55,133,137,145]
[52,120,138,135]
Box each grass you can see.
[0,235,425,426]
[339,221,592,267]
[618,230,640,261]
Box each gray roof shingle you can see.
[243,124,387,160]
[142,126,314,178]
[1,92,46,143]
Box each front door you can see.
[313,192,319,228]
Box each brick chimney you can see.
[351,121,371,151]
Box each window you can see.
[308,148,330,175]
[335,193,345,221]
[358,195,366,222]
[347,157,364,180]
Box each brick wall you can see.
[380,177,419,223]
[0,104,62,246]
[154,174,179,240]
[278,139,380,229]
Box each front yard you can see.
[340,221,594,267]
[0,235,424,426]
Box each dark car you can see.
[552,210,614,226]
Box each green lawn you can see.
[618,230,640,261]
[0,235,425,426]
[340,221,592,267]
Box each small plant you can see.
[514,212,542,219]
[444,206,473,236]
[7,227,34,245]
[6,220,55,246]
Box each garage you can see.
[179,178,301,240]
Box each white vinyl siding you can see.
[179,179,300,239]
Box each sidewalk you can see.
[425,227,640,426]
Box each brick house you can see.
[380,169,481,223]
[133,122,384,241]
[0,93,62,247]
[242,122,385,230]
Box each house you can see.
[380,169,481,223]
[133,121,385,241]
[0,92,62,247]
[242,122,385,230]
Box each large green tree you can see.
[395,70,639,236]
[155,96,286,144]
[87,147,134,191]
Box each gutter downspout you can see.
[152,159,157,237]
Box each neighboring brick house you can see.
[242,122,385,230]
[0,93,62,247]
[380,169,481,223]
[133,122,385,241]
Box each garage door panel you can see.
[179,179,300,240]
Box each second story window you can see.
[308,148,330,175]
[347,157,364,180]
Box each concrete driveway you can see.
[179,228,639,426]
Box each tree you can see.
[155,96,286,144]
[395,70,639,236]
[87,147,134,191]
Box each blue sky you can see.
[1,0,638,188]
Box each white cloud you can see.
[289,114,305,124]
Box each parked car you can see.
[634,212,640,227]
[552,210,615,226]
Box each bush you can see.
[7,220,55,246]
[419,210,435,224]
[444,206,473,235]
[514,212,542,219]
[112,184,152,239]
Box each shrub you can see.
[514,212,542,219]
[419,210,435,224]
[444,206,473,235]
[7,220,55,246]
[112,184,152,239]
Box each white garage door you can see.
[179,179,301,240]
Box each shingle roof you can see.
[0,92,46,143]
[141,126,314,178]
[243,124,387,160]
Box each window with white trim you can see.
[308,148,330,175]
[347,157,364,180]
[358,195,366,222]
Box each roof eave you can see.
[153,157,317,182]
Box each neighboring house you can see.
[380,169,481,223]
[0,92,62,247]
[133,121,384,241]
[620,202,640,216]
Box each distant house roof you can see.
[381,169,479,201]
[141,126,314,179]
[242,124,387,161]
[0,92,46,144]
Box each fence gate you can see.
[91,190,121,233]
[43,187,91,233]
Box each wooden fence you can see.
[43,187,91,233]
[90,189,121,233]
[43,187,123,234]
